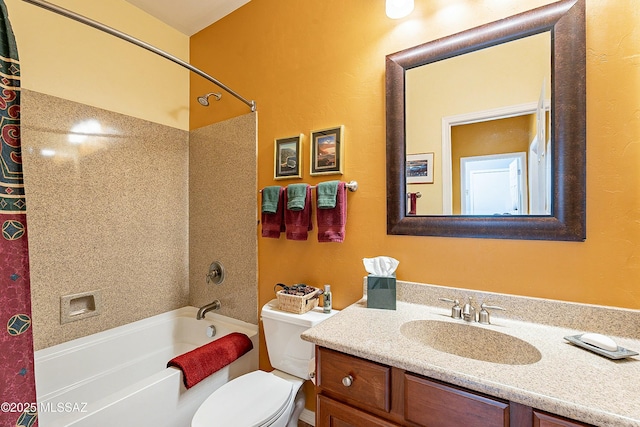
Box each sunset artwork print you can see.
[310,126,344,176]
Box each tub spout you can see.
[197,299,221,320]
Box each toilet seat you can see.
[191,370,294,427]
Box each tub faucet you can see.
[197,299,221,320]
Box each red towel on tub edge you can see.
[167,332,253,389]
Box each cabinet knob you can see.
[342,375,354,387]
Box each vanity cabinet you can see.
[316,346,391,412]
[316,347,592,427]
[317,395,401,427]
[532,411,591,427]
[404,373,508,426]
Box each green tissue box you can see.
[366,275,396,310]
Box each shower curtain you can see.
[0,1,38,426]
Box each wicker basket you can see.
[276,288,321,314]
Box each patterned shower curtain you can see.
[0,1,38,426]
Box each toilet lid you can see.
[192,371,294,427]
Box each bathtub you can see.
[34,307,259,427]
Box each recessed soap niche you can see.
[60,290,102,324]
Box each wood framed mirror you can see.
[386,0,585,240]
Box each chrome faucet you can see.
[440,296,506,324]
[197,299,221,320]
[462,297,477,322]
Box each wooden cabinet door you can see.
[533,411,592,427]
[405,373,509,427]
[317,395,401,427]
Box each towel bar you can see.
[260,180,358,193]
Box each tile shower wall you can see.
[189,113,258,325]
[21,90,190,350]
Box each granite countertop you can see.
[301,281,640,427]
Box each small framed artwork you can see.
[310,125,344,176]
[274,134,303,180]
[406,152,434,184]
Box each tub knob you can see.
[206,261,225,285]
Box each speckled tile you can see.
[21,90,190,350]
[303,280,640,426]
[22,91,259,351]
[188,113,258,325]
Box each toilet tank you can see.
[261,299,338,379]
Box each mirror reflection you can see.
[405,32,551,216]
[386,0,585,240]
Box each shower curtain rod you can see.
[20,0,257,112]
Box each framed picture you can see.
[406,153,434,184]
[274,134,303,180]
[310,125,344,176]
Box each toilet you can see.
[191,299,337,427]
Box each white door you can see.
[461,153,527,215]
[468,168,512,215]
[529,81,550,214]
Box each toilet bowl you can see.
[192,299,337,427]
[191,370,304,427]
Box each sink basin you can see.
[400,320,541,365]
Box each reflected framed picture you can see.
[310,125,344,176]
[274,134,303,180]
[406,152,434,184]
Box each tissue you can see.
[364,257,398,310]
[363,257,399,276]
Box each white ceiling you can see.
[124,0,251,36]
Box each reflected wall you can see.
[405,32,551,215]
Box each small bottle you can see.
[323,285,332,313]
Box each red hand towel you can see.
[284,185,313,240]
[261,187,285,238]
[167,332,253,389]
[317,182,347,243]
[409,193,417,215]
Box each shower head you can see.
[197,92,222,106]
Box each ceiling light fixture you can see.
[386,0,414,19]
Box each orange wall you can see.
[190,0,640,374]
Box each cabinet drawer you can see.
[405,373,509,427]
[317,347,391,412]
[317,395,401,427]
[534,411,593,427]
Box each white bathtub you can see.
[34,307,259,427]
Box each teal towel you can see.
[317,180,340,209]
[287,184,308,211]
[261,186,281,213]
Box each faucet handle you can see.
[438,298,462,319]
[206,261,225,285]
[478,302,505,325]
